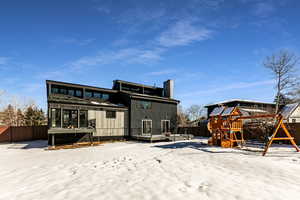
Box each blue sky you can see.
[1,0,300,110]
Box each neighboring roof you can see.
[221,107,235,116]
[240,108,268,113]
[205,99,275,107]
[114,80,162,89]
[209,107,225,117]
[120,90,179,104]
[281,103,300,119]
[48,94,127,109]
[46,80,117,93]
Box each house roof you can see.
[46,80,117,93]
[120,91,180,104]
[280,103,300,119]
[113,80,163,90]
[205,99,275,107]
[48,94,127,109]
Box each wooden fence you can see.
[0,126,48,143]
[178,125,210,137]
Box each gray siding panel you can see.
[130,99,177,136]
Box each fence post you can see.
[9,126,12,143]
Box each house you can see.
[205,99,276,119]
[281,102,300,123]
[46,79,179,146]
[0,112,5,126]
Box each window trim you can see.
[142,119,152,135]
[161,120,170,133]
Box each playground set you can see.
[207,103,300,156]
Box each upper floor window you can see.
[106,110,116,118]
[94,92,102,98]
[137,101,152,109]
[102,93,110,101]
[68,89,74,96]
[51,86,59,94]
[75,90,82,97]
[85,90,93,98]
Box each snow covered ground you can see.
[1,138,300,200]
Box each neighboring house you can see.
[281,102,300,123]
[0,112,5,125]
[46,79,179,145]
[205,99,276,119]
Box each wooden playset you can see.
[208,104,300,156]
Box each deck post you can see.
[52,134,55,147]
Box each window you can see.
[161,120,170,133]
[142,120,152,134]
[292,119,296,123]
[51,108,61,128]
[51,86,59,94]
[60,88,67,95]
[102,93,110,101]
[68,89,74,96]
[94,92,102,98]
[63,110,78,128]
[80,111,88,127]
[138,101,152,109]
[106,110,116,119]
[75,90,82,97]
[85,90,93,98]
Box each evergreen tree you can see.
[24,106,46,126]
[3,104,16,126]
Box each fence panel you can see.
[0,126,48,143]
[33,126,48,140]
[0,126,10,143]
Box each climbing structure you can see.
[208,106,245,148]
[208,104,300,156]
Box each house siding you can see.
[130,99,177,136]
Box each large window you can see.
[142,120,152,134]
[84,90,110,101]
[75,90,82,97]
[106,110,116,119]
[137,101,152,109]
[85,90,93,98]
[161,120,170,133]
[102,93,110,101]
[80,111,88,127]
[63,110,78,128]
[51,108,61,128]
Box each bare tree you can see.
[186,104,206,121]
[0,90,4,108]
[177,105,189,127]
[264,50,299,113]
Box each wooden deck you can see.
[131,134,193,142]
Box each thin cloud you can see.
[253,2,275,17]
[0,57,10,65]
[147,69,177,76]
[69,48,164,69]
[51,37,95,46]
[157,20,212,47]
[96,7,111,14]
[181,80,274,97]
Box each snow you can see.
[1,138,300,200]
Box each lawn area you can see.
[0,138,300,200]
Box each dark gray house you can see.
[46,79,179,145]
